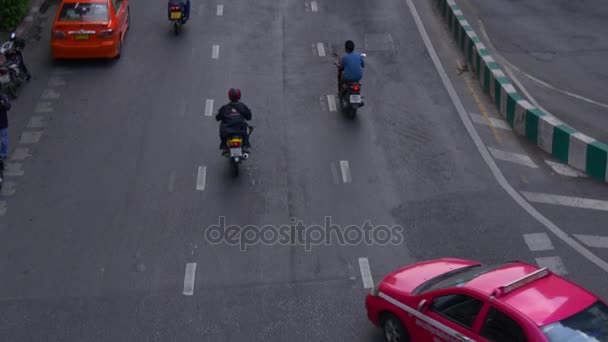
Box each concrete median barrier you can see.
[435,0,608,183]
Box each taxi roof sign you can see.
[493,267,550,297]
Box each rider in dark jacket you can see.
[216,88,252,150]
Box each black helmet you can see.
[228,88,241,102]
[345,40,355,52]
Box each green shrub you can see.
[0,0,30,31]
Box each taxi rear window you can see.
[413,263,513,295]
[58,3,109,22]
[542,301,608,342]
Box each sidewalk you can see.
[0,0,52,41]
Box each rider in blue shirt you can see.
[337,40,365,93]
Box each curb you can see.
[435,0,608,183]
[13,0,49,38]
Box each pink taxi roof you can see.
[465,262,598,326]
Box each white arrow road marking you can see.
[359,257,374,289]
[521,192,608,211]
[574,234,608,249]
[488,147,538,168]
[183,262,197,296]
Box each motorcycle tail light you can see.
[232,141,240,147]
[97,29,115,38]
[353,85,360,91]
[171,6,180,10]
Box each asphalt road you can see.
[460,0,608,142]
[1,0,608,340]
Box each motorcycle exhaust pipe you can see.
[242,153,249,160]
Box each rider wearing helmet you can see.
[216,88,252,150]
[337,40,364,95]
[168,0,190,20]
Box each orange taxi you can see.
[51,0,130,59]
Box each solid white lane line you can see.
[487,147,538,168]
[523,233,554,251]
[545,160,587,177]
[196,166,207,191]
[521,192,608,211]
[330,163,340,185]
[536,256,568,275]
[469,112,510,130]
[311,1,318,12]
[168,170,176,193]
[340,160,351,183]
[216,4,223,16]
[316,42,326,57]
[327,95,336,112]
[204,99,214,116]
[574,234,608,249]
[404,0,608,273]
[358,257,374,289]
[182,262,197,296]
[212,45,220,59]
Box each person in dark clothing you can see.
[215,88,252,150]
[168,0,190,20]
[6,34,31,81]
[0,92,11,176]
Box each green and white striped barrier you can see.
[436,0,608,182]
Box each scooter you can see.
[333,52,366,118]
[221,125,253,177]
[168,3,188,35]
[0,32,28,99]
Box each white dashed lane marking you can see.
[311,1,318,12]
[469,112,510,130]
[574,234,608,249]
[487,147,538,168]
[358,257,374,289]
[316,42,326,57]
[204,99,214,117]
[19,131,43,144]
[340,160,352,183]
[521,191,608,211]
[34,102,53,113]
[0,181,16,196]
[545,160,587,178]
[523,233,554,251]
[212,45,220,59]
[27,116,44,129]
[41,89,60,100]
[3,163,24,177]
[9,147,31,161]
[536,256,568,275]
[216,4,223,16]
[196,166,207,191]
[0,201,6,216]
[330,163,340,184]
[327,95,336,112]
[47,76,66,87]
[182,262,197,296]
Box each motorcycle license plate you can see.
[74,34,89,40]
[171,12,182,19]
[230,147,243,157]
[350,95,362,103]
